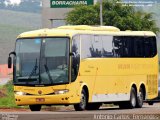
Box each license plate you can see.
[36,98,45,102]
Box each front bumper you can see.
[15,93,79,105]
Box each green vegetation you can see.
[66,0,159,33]
[0,81,17,107]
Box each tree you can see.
[66,0,159,33]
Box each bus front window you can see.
[15,39,41,84]
[14,38,69,85]
[40,38,69,85]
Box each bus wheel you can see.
[74,89,87,111]
[119,87,136,109]
[29,105,41,111]
[86,103,101,110]
[128,87,137,109]
[136,87,144,108]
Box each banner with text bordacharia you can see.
[50,0,94,8]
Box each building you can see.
[42,0,97,28]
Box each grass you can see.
[0,81,17,108]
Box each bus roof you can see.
[58,25,120,31]
[17,25,156,38]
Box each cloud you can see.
[8,0,21,5]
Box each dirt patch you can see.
[0,88,7,97]
[0,108,29,112]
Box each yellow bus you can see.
[8,25,159,111]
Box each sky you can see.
[7,0,21,5]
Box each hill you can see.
[0,0,41,13]
[0,9,41,28]
[0,10,41,64]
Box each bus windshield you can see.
[14,37,69,86]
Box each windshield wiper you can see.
[28,58,38,80]
[44,64,53,84]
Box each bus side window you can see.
[102,36,114,57]
[91,35,102,57]
[150,37,157,57]
[113,36,123,57]
[81,35,92,59]
[71,35,80,82]
[134,37,144,57]
[144,37,151,57]
[123,37,135,57]
[144,37,157,58]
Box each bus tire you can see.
[128,87,137,109]
[74,89,87,111]
[119,87,136,109]
[29,105,41,111]
[86,103,101,110]
[136,87,144,108]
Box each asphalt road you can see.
[0,103,160,120]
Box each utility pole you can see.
[99,0,103,26]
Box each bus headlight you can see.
[54,89,69,94]
[14,91,26,95]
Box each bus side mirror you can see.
[8,51,16,69]
[8,56,12,68]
